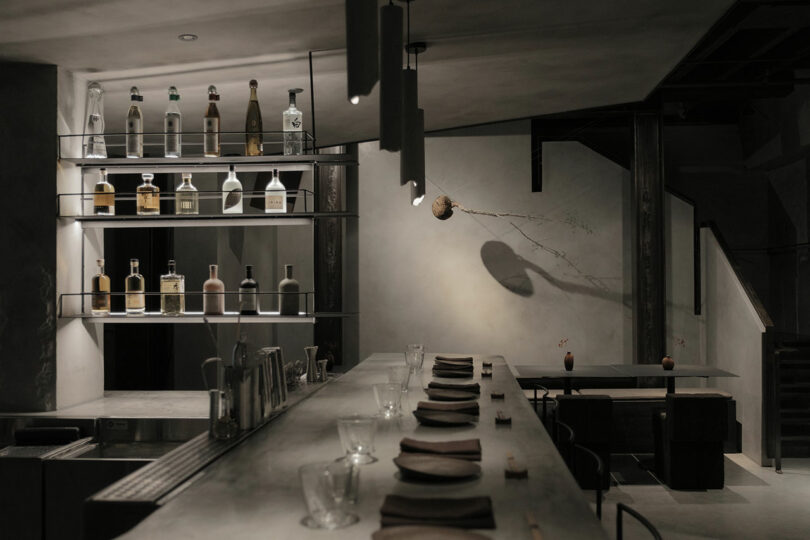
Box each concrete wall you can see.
[701,227,767,464]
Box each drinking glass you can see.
[388,365,411,393]
[299,461,358,529]
[337,415,378,465]
[405,350,424,373]
[373,382,403,418]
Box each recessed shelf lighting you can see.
[178,33,198,42]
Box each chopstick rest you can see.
[495,410,511,424]
[505,452,528,479]
[481,369,493,378]
[490,391,504,400]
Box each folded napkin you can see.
[428,381,481,393]
[400,438,482,461]
[432,369,474,379]
[434,362,474,371]
[435,355,474,363]
[417,400,479,416]
[380,495,496,529]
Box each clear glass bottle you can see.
[137,173,160,215]
[125,258,145,314]
[93,168,115,216]
[164,86,182,158]
[160,259,185,315]
[204,85,221,157]
[84,82,107,158]
[203,264,225,315]
[91,258,110,315]
[278,264,300,315]
[239,265,259,315]
[126,86,143,158]
[175,173,199,215]
[222,165,243,214]
[283,88,304,156]
[264,168,286,214]
[245,79,263,156]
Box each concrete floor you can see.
[593,456,810,539]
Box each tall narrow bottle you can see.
[160,260,185,315]
[222,165,243,214]
[93,168,115,215]
[84,82,107,158]
[283,88,304,156]
[245,80,263,156]
[126,86,143,158]
[137,173,160,215]
[264,168,286,214]
[91,259,110,315]
[203,264,225,315]
[239,265,259,315]
[125,258,146,314]
[175,173,199,215]
[164,86,182,158]
[204,85,221,157]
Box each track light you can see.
[345,0,378,104]
[379,1,403,150]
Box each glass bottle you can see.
[222,165,243,214]
[175,173,199,215]
[204,85,221,157]
[160,260,185,315]
[91,258,110,315]
[264,168,286,214]
[278,264,300,315]
[125,258,145,314]
[239,265,259,315]
[283,88,304,156]
[93,168,115,216]
[203,264,225,315]
[165,86,182,158]
[84,82,107,158]
[245,79,263,156]
[126,86,143,158]
[137,173,160,215]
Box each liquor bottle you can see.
[245,79,263,156]
[175,173,199,215]
[84,82,107,158]
[278,264,300,316]
[91,258,110,315]
[125,258,145,314]
[204,85,221,157]
[239,265,259,315]
[160,259,185,315]
[264,168,286,214]
[137,173,160,215]
[222,165,243,214]
[126,86,143,158]
[203,264,225,315]
[93,168,115,216]
[283,88,304,156]
[164,86,182,158]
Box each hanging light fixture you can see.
[345,0,378,104]
[379,1,403,150]
[410,107,425,205]
[401,37,427,205]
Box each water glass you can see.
[405,350,424,373]
[337,415,378,465]
[299,461,358,529]
[388,365,411,392]
[373,382,403,418]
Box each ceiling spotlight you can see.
[178,33,198,42]
[350,95,360,105]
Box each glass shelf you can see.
[60,153,357,172]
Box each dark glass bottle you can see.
[239,265,259,315]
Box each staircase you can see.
[772,341,810,471]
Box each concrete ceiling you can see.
[0,0,733,147]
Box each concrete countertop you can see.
[118,353,606,540]
[0,391,208,419]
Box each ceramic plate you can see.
[413,410,477,427]
[432,369,474,379]
[394,455,481,481]
[424,388,479,401]
[372,526,490,540]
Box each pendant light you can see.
[379,1,403,150]
[345,0,378,104]
[410,107,425,205]
[401,37,426,205]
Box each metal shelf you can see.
[61,154,357,172]
[72,214,312,229]
[71,312,316,324]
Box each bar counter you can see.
[119,353,606,539]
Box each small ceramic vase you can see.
[564,351,574,372]
[662,355,675,371]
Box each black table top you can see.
[513,363,737,379]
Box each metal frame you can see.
[616,503,662,540]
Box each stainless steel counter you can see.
[0,391,208,419]
[118,353,607,539]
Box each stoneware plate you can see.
[394,454,481,481]
[432,369,474,379]
[372,525,491,540]
[413,410,477,427]
[424,388,479,401]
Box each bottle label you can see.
[94,192,114,207]
[239,288,258,311]
[265,194,284,211]
[205,118,219,133]
[224,189,242,210]
[284,115,302,131]
[139,193,159,210]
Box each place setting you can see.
[393,437,483,483]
